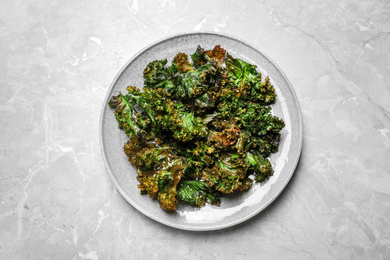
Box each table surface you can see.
[1,0,390,259]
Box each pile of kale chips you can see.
[109,45,285,211]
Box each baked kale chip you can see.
[109,45,285,211]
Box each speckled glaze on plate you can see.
[100,32,302,231]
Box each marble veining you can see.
[1,0,390,259]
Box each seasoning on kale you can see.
[109,45,285,211]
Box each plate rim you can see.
[99,31,303,231]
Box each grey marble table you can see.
[1,0,389,259]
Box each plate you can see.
[100,32,302,231]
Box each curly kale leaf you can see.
[191,45,210,68]
[208,119,240,149]
[225,53,276,104]
[143,59,171,89]
[233,130,258,155]
[218,98,285,141]
[202,153,251,193]
[225,53,258,83]
[109,86,166,143]
[143,57,218,100]
[183,141,217,179]
[250,76,277,105]
[125,146,172,171]
[177,63,219,99]
[173,53,195,73]
[177,180,221,207]
[246,151,273,182]
[204,45,226,66]
[240,104,285,136]
[174,69,206,98]
[168,111,216,142]
[191,45,226,68]
[136,154,186,211]
[109,93,139,136]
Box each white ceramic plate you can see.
[100,32,302,231]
